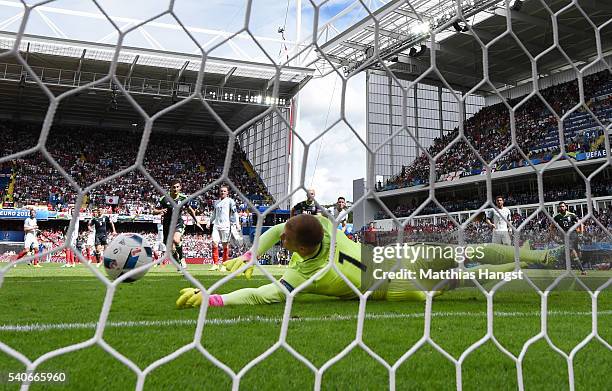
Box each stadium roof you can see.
[312,0,612,94]
[0,31,313,134]
[0,32,311,84]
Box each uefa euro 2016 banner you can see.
[0,209,49,220]
[570,148,609,161]
[0,209,207,224]
[0,230,25,241]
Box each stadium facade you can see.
[366,71,484,183]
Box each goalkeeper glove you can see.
[176,288,224,309]
[176,288,202,308]
[223,251,254,279]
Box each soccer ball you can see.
[103,233,153,282]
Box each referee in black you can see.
[89,208,116,268]
[551,201,586,274]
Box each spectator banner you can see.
[0,208,49,220]
[105,195,119,204]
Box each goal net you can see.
[0,0,610,390]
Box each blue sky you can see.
[0,0,386,204]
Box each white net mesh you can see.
[0,0,610,390]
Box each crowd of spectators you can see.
[377,178,612,219]
[383,70,612,191]
[369,205,612,250]
[19,228,246,261]
[1,122,271,216]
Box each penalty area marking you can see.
[1,310,610,332]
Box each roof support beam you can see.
[365,25,409,41]
[265,74,279,91]
[392,8,422,20]
[75,49,86,74]
[174,60,189,83]
[219,66,236,88]
[126,54,139,79]
[340,41,369,51]
[24,42,30,63]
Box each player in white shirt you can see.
[206,185,240,271]
[16,209,42,267]
[85,224,96,264]
[486,195,512,245]
[328,196,349,234]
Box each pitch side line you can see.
[1,310,610,332]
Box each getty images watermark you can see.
[361,243,524,291]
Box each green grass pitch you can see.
[0,263,610,390]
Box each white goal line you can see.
[1,310,609,333]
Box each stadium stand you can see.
[0,121,271,215]
[27,229,245,262]
[377,178,612,219]
[370,205,612,256]
[381,70,612,191]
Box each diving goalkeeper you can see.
[177,214,552,308]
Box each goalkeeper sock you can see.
[222,244,229,262]
[15,249,28,260]
[212,246,219,264]
[209,294,224,307]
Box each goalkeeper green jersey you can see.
[280,215,363,299]
[221,215,364,305]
